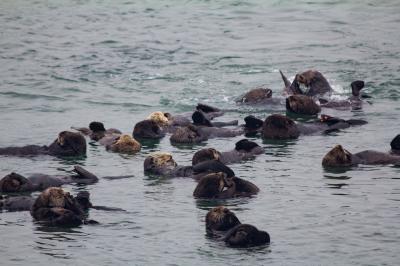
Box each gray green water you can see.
[1,0,400,265]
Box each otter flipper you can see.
[279,70,291,88]
[73,166,99,183]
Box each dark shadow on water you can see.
[170,141,207,150]
[323,174,352,180]
[322,165,353,174]
[135,138,161,150]
[286,111,319,122]
[325,183,349,189]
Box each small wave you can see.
[0,91,64,101]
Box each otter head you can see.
[48,131,87,156]
[262,114,300,139]
[224,224,270,247]
[351,80,365,97]
[286,95,321,115]
[322,145,353,167]
[295,70,331,96]
[170,125,207,144]
[235,139,264,154]
[40,187,68,208]
[107,134,141,154]
[147,112,170,127]
[244,115,263,130]
[75,191,92,210]
[144,152,177,175]
[133,120,165,139]
[192,111,212,127]
[0,172,33,192]
[206,206,241,233]
[238,87,272,103]
[88,121,107,141]
[196,103,220,113]
[192,148,221,166]
[390,134,400,154]
[193,172,234,199]
[320,114,344,126]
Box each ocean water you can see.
[0,0,400,265]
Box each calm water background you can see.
[1,0,400,265]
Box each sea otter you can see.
[205,206,270,247]
[133,119,166,139]
[0,166,98,193]
[320,80,365,110]
[105,134,141,154]
[193,172,259,199]
[280,70,333,97]
[1,190,124,213]
[72,121,121,141]
[170,124,243,144]
[286,95,321,115]
[0,131,86,157]
[143,152,234,179]
[322,145,400,168]
[224,224,270,247]
[30,187,92,226]
[235,86,282,105]
[262,114,367,139]
[191,139,264,165]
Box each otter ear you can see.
[235,139,259,152]
[351,80,365,96]
[244,115,263,129]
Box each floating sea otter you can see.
[0,166,98,193]
[0,131,86,157]
[319,80,366,110]
[261,114,367,139]
[72,121,121,141]
[192,139,264,165]
[30,187,96,226]
[322,144,400,168]
[143,152,234,179]
[170,124,243,144]
[235,85,282,105]
[280,69,333,97]
[193,172,259,199]
[205,206,270,247]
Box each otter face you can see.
[206,206,241,233]
[147,112,170,127]
[48,131,87,156]
[144,152,177,175]
[295,70,332,96]
[238,87,272,103]
[42,187,67,208]
[262,114,300,139]
[108,134,141,154]
[286,95,321,115]
[133,120,165,139]
[192,148,221,166]
[224,224,270,247]
[322,145,353,167]
[170,125,207,144]
[193,172,234,198]
[0,173,32,192]
[235,139,263,154]
[351,80,365,96]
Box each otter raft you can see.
[0,1,399,265]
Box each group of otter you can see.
[1,69,399,248]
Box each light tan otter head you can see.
[144,152,177,174]
[322,145,353,167]
[286,95,321,115]
[108,134,141,154]
[192,148,221,166]
[40,187,68,208]
[147,112,170,127]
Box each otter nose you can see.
[223,208,229,213]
